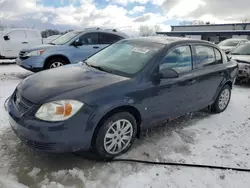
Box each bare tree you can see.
[139,25,161,37]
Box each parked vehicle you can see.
[230,42,250,82]
[16,28,128,72]
[218,38,249,54]
[0,29,42,58]
[7,36,238,159]
[43,35,61,44]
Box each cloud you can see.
[107,0,165,6]
[0,0,169,37]
[128,6,145,15]
[162,0,250,23]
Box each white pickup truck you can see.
[0,28,42,59]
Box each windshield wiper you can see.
[48,42,56,45]
[85,62,112,73]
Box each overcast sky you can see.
[0,0,249,35]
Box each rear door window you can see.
[78,33,98,45]
[160,45,192,74]
[98,33,123,44]
[194,45,217,68]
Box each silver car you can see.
[230,42,250,82]
[16,28,128,72]
[218,38,249,54]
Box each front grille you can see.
[25,139,56,151]
[13,92,34,114]
[19,51,28,60]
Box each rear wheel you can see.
[45,57,67,69]
[93,112,137,160]
[211,85,231,113]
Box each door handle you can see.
[22,42,28,44]
[187,79,197,85]
[93,46,99,49]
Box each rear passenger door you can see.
[193,45,227,108]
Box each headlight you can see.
[35,100,83,121]
[26,50,45,56]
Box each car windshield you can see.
[85,40,164,77]
[231,43,250,55]
[50,31,81,45]
[218,40,240,47]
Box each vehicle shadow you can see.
[0,110,212,187]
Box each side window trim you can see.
[159,44,193,74]
[214,47,223,64]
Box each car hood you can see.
[21,44,58,52]
[17,64,128,104]
[230,55,250,64]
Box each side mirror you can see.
[159,68,179,79]
[3,35,10,41]
[73,39,82,47]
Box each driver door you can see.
[142,45,199,126]
[70,33,101,63]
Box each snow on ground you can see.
[0,59,16,64]
[0,64,250,188]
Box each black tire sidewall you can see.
[212,85,231,113]
[94,112,137,160]
[46,58,66,69]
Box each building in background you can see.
[157,23,250,43]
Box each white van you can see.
[0,29,42,58]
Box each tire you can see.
[211,85,231,113]
[45,57,67,69]
[93,112,137,160]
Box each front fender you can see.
[86,98,137,132]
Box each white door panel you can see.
[2,30,27,58]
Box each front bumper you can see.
[7,94,95,153]
[16,56,45,72]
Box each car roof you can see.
[124,36,213,46]
[73,28,129,38]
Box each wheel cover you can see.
[50,62,64,68]
[104,119,133,155]
[218,88,230,110]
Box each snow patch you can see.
[27,167,41,178]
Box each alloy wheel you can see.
[104,119,133,155]
[50,62,64,68]
[218,88,230,110]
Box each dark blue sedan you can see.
[7,36,238,159]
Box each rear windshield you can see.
[231,43,250,55]
[218,40,239,47]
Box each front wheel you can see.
[93,112,137,160]
[211,85,231,113]
[45,58,67,69]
